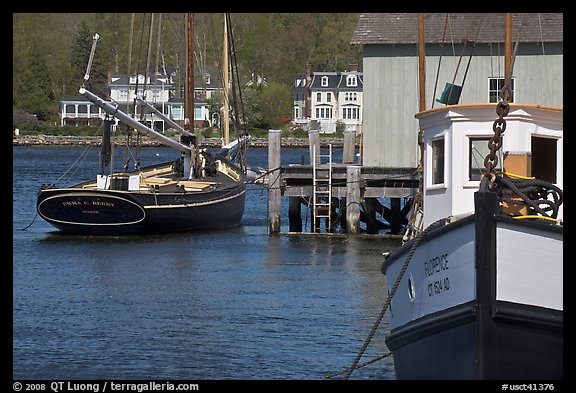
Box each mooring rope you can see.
[334,217,447,379]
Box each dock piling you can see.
[268,129,282,234]
[346,165,362,233]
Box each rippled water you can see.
[13,145,400,380]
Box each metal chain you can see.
[483,100,510,184]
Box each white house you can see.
[293,64,363,134]
[60,68,217,131]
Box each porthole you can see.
[407,274,416,301]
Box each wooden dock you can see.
[267,129,419,235]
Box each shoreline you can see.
[12,135,345,148]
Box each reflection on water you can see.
[13,146,400,380]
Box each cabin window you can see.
[531,136,557,183]
[431,138,445,185]
[469,137,502,181]
[488,77,515,103]
[321,76,329,87]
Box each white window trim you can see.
[427,135,448,190]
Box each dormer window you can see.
[321,76,329,87]
[347,75,357,87]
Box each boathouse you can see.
[267,13,563,236]
[350,13,563,168]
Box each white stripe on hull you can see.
[496,222,563,311]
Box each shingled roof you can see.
[350,13,563,45]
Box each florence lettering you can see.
[424,253,448,276]
[425,253,450,297]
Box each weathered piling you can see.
[268,130,282,234]
[342,130,356,164]
[346,165,362,233]
[308,130,320,165]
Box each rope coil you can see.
[495,174,563,220]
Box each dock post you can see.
[308,129,320,165]
[268,129,282,234]
[342,130,356,164]
[288,197,302,232]
[346,165,361,234]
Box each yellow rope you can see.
[513,215,558,222]
[496,170,535,180]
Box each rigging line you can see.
[143,13,155,102]
[341,217,448,379]
[126,14,135,118]
[432,13,450,110]
[227,14,248,170]
[20,212,39,231]
[460,14,484,91]
[447,14,455,57]
[53,124,103,186]
[501,14,524,103]
[155,13,163,75]
[538,13,553,104]
[132,13,148,118]
[508,14,524,85]
[208,14,230,140]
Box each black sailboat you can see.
[36,13,249,235]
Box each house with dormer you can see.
[293,64,363,134]
[59,65,223,131]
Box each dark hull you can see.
[386,301,563,379]
[37,184,246,235]
[382,191,563,379]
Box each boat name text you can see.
[425,253,448,276]
[62,200,115,207]
[425,253,450,297]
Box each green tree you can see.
[258,81,292,128]
[14,43,56,121]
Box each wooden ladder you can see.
[312,144,333,233]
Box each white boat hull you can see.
[382,191,563,379]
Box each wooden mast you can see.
[222,13,230,146]
[185,13,194,134]
[185,12,199,179]
[404,13,426,243]
[504,13,513,103]
[418,13,426,112]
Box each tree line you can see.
[13,13,362,132]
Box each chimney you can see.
[304,64,311,118]
[350,64,358,72]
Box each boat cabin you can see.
[416,103,563,228]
